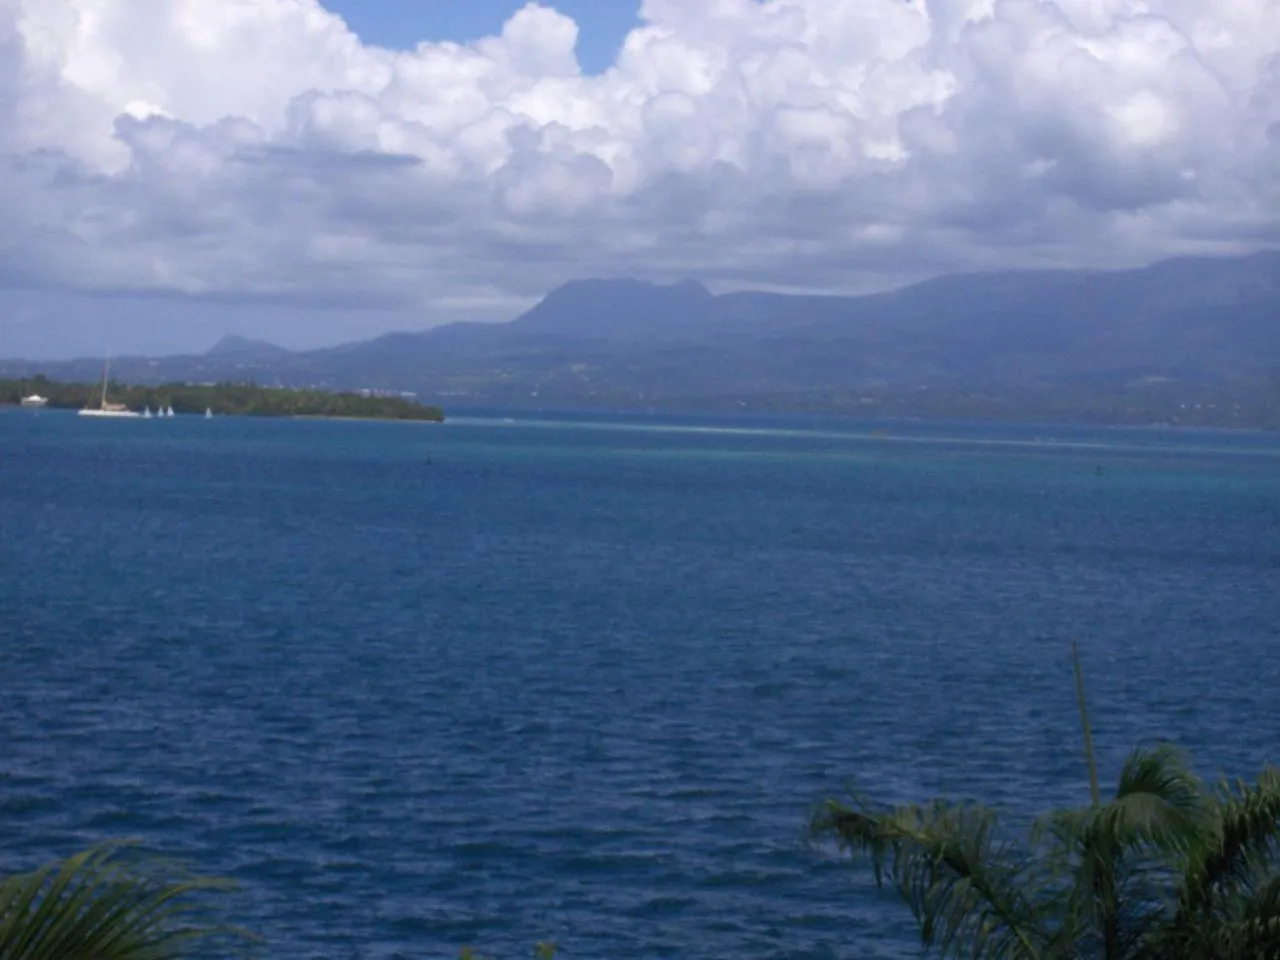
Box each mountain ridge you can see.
[3,251,1277,427]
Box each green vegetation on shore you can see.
[0,377,444,421]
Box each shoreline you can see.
[0,404,443,424]
[290,414,443,423]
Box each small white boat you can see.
[78,355,140,418]
[143,406,153,418]
[204,407,213,418]
[20,395,48,408]
[165,405,175,417]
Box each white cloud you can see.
[1,0,1278,344]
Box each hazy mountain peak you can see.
[512,277,714,339]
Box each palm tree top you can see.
[810,643,1280,960]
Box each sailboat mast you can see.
[100,355,111,410]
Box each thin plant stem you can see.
[1072,641,1101,807]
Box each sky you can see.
[321,0,640,75]
[1,0,1278,358]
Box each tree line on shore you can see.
[1,376,444,421]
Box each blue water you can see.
[1,409,1277,958]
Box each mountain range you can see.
[4,251,1278,426]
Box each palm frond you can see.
[812,797,1048,959]
[1035,745,1208,958]
[1188,767,1280,903]
[1039,745,1206,894]
[1103,744,1208,854]
[1161,763,1280,957]
[0,842,245,960]
[1151,868,1280,960]
[1212,872,1280,959]
[812,645,1280,959]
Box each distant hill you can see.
[3,251,1277,427]
[205,335,291,360]
[512,278,716,340]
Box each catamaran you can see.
[78,355,140,418]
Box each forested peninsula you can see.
[1,377,445,422]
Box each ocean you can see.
[1,408,1277,958]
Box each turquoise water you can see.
[1,409,1277,958]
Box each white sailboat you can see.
[143,406,153,418]
[205,407,213,419]
[165,405,175,417]
[78,354,140,418]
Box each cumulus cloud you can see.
[1,0,1278,336]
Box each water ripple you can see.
[1,411,1277,957]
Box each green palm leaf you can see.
[815,645,1280,960]
[1214,872,1280,959]
[1149,766,1280,957]
[1041,747,1206,959]
[1187,767,1280,906]
[0,842,246,960]
[1107,745,1208,851]
[812,797,1048,959]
